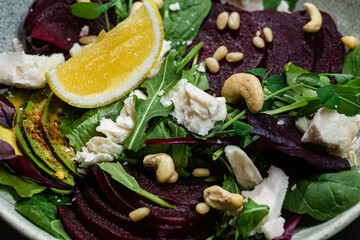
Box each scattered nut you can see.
[143,153,177,183]
[129,1,143,16]
[221,73,264,113]
[303,3,322,33]
[216,11,229,30]
[256,30,261,37]
[196,202,211,215]
[253,36,265,49]
[203,185,244,211]
[226,52,244,63]
[76,0,90,2]
[263,27,273,43]
[228,12,240,30]
[79,35,97,45]
[129,207,150,222]
[192,168,210,178]
[213,46,228,61]
[142,0,163,9]
[167,171,179,183]
[342,36,358,49]
[205,57,220,74]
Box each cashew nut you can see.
[203,185,244,211]
[143,153,177,183]
[221,73,264,113]
[303,3,322,33]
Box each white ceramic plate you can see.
[0,0,359,239]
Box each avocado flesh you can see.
[42,93,83,180]
[21,87,74,187]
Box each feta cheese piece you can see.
[12,38,24,52]
[0,52,65,88]
[262,218,286,240]
[242,166,289,238]
[224,145,263,190]
[301,107,360,162]
[161,79,227,136]
[220,0,263,11]
[79,25,89,37]
[276,0,289,12]
[96,90,147,144]
[147,40,172,78]
[169,2,180,11]
[75,149,113,169]
[295,116,311,134]
[69,43,83,57]
[87,137,124,155]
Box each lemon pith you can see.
[47,0,164,108]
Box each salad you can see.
[0,0,360,239]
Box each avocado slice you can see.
[21,87,74,187]
[42,93,83,180]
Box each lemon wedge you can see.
[47,0,164,108]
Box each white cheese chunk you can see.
[242,166,289,237]
[86,137,124,155]
[75,149,113,169]
[276,0,289,12]
[161,79,227,136]
[262,217,286,240]
[12,38,24,52]
[147,40,172,78]
[220,0,263,11]
[301,107,360,163]
[69,43,83,57]
[224,145,263,190]
[0,51,64,89]
[169,2,180,11]
[295,116,311,134]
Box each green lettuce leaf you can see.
[181,62,209,91]
[283,170,360,221]
[0,164,46,198]
[162,0,211,49]
[97,162,175,208]
[60,100,124,151]
[123,51,180,151]
[342,45,360,76]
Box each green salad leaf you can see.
[342,44,360,76]
[162,0,211,49]
[0,164,46,198]
[97,162,175,208]
[70,2,102,20]
[15,191,71,240]
[60,100,124,151]
[283,170,360,221]
[123,51,180,151]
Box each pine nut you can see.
[79,35,97,45]
[342,36,357,49]
[76,0,90,2]
[256,31,261,37]
[192,168,210,177]
[216,12,229,31]
[263,27,273,43]
[205,57,220,74]
[226,52,244,63]
[228,12,240,30]
[253,36,265,49]
[213,46,228,61]
[129,207,150,222]
[196,202,210,215]
[129,1,143,16]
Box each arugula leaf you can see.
[222,174,241,194]
[95,1,117,14]
[70,2,102,19]
[97,162,175,208]
[0,164,46,198]
[316,86,340,110]
[60,100,124,151]
[297,73,320,87]
[235,198,269,239]
[123,51,180,151]
[162,0,211,49]
[284,170,360,221]
[263,0,281,10]
[15,191,71,240]
[342,44,360,76]
[181,61,209,91]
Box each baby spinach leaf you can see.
[236,198,269,240]
[60,100,124,151]
[265,75,286,93]
[71,2,102,20]
[234,121,253,136]
[244,68,266,81]
[15,191,71,240]
[162,0,211,49]
[316,86,340,110]
[263,0,281,10]
[285,0,298,11]
[123,51,180,151]
[97,162,175,208]
[283,170,360,221]
[0,164,46,198]
[342,45,360,76]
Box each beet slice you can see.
[189,3,266,96]
[57,205,99,240]
[24,0,116,51]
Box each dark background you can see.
[0,216,359,239]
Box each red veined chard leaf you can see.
[274,215,302,240]
[0,95,16,129]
